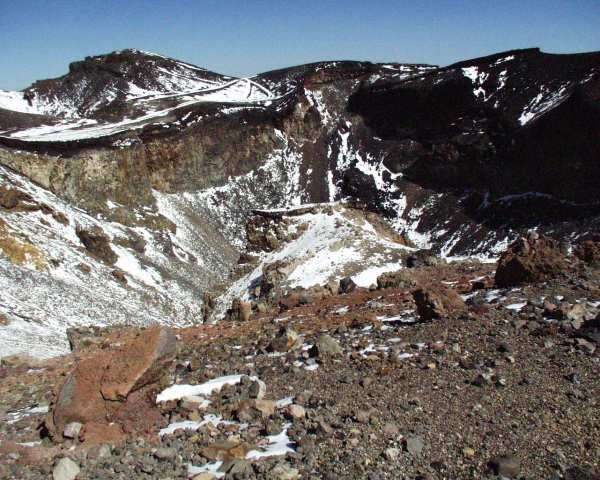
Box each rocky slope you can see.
[1,236,600,479]
[0,47,598,357]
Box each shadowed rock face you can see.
[2,48,599,253]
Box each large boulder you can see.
[495,234,568,288]
[412,284,466,321]
[47,327,176,443]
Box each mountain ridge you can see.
[0,46,598,358]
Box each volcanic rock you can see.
[47,327,176,442]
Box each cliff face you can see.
[0,48,598,356]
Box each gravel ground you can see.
[1,260,599,479]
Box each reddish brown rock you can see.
[495,234,568,288]
[47,327,176,442]
[412,284,466,322]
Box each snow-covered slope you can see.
[0,163,233,358]
[212,203,412,319]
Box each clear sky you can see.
[1,0,598,90]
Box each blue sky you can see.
[1,0,598,90]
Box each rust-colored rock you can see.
[100,327,177,400]
[47,327,176,442]
[495,234,568,288]
[412,284,466,322]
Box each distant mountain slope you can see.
[0,47,598,357]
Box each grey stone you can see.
[405,435,424,456]
[63,422,83,439]
[53,457,80,480]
